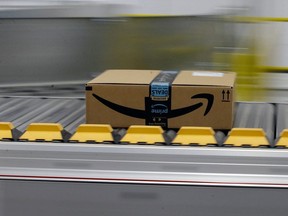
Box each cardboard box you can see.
[86,69,236,129]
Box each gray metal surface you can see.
[0,83,85,97]
[276,103,288,138]
[0,96,85,133]
[1,142,288,187]
[234,102,275,143]
[1,179,288,216]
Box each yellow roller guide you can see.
[0,122,14,140]
[69,124,113,143]
[121,125,165,144]
[20,123,63,142]
[172,127,217,145]
[275,129,288,147]
[224,128,269,147]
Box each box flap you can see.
[173,70,236,87]
[88,69,161,85]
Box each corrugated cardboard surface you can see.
[86,84,147,126]
[86,70,236,129]
[170,86,233,128]
[88,70,161,84]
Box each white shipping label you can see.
[192,71,224,77]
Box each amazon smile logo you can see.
[92,93,214,119]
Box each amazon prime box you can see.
[86,70,236,129]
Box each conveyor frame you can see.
[1,142,288,216]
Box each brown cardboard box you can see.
[86,69,236,129]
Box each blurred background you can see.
[0,0,288,101]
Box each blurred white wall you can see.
[0,0,251,15]
[1,0,287,69]
[125,0,250,16]
[251,0,288,18]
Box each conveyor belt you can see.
[0,96,282,146]
[0,94,287,216]
[0,95,287,183]
[276,103,288,137]
[0,97,85,133]
[233,102,275,143]
[0,83,85,97]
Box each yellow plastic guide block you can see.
[121,125,165,144]
[20,123,64,142]
[69,124,113,143]
[233,16,288,23]
[224,128,269,147]
[0,122,14,140]
[275,129,288,147]
[172,127,217,145]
